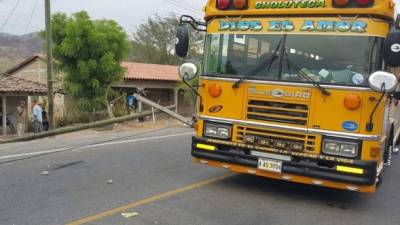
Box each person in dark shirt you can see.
[41,104,49,132]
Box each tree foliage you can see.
[50,11,131,111]
[130,14,204,65]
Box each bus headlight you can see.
[205,125,217,136]
[322,138,360,158]
[204,123,232,139]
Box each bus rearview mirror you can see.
[175,25,189,58]
[383,16,400,67]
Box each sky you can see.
[0,0,399,35]
[0,0,205,35]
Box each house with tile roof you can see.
[0,74,47,136]
[0,55,66,135]
[113,62,192,115]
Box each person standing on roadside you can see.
[32,100,43,134]
[16,101,26,137]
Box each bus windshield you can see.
[203,34,384,87]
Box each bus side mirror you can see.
[368,71,398,93]
[383,15,400,67]
[175,25,189,58]
[179,63,198,81]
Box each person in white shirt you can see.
[16,101,26,137]
[32,100,43,134]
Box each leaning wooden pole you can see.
[134,94,193,126]
[45,0,55,130]
[0,106,175,144]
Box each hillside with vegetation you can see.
[0,32,42,73]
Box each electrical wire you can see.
[163,0,203,16]
[0,0,22,32]
[170,0,203,11]
[23,0,39,35]
[16,0,40,57]
[166,0,201,11]
[164,0,201,15]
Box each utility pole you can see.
[45,0,55,130]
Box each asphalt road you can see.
[0,127,399,225]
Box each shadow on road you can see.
[216,174,370,210]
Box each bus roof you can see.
[204,0,396,21]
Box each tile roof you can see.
[122,62,180,82]
[0,75,47,95]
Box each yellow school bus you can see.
[175,0,400,193]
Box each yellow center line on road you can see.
[65,173,235,225]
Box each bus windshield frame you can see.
[203,33,384,87]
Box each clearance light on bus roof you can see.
[233,0,247,9]
[355,0,370,6]
[217,0,247,10]
[217,0,231,10]
[334,0,349,7]
[333,0,373,7]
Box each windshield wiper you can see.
[232,36,285,89]
[284,51,331,96]
[368,37,378,73]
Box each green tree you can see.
[130,14,204,65]
[49,11,131,113]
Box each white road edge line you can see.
[79,132,195,149]
[0,148,71,160]
[0,132,194,160]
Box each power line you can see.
[23,0,39,34]
[15,0,40,60]
[176,0,203,10]
[0,10,37,17]
[170,0,203,14]
[164,0,200,13]
[0,0,22,32]
[169,0,202,11]
[163,0,203,16]
[166,0,204,18]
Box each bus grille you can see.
[247,100,309,126]
[236,126,316,152]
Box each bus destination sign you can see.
[218,20,367,33]
[255,0,326,9]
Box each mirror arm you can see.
[192,84,205,88]
[366,84,386,132]
[179,15,207,32]
[182,75,204,112]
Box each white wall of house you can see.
[13,60,47,84]
[12,59,65,119]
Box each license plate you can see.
[257,158,282,173]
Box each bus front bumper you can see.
[192,137,377,192]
